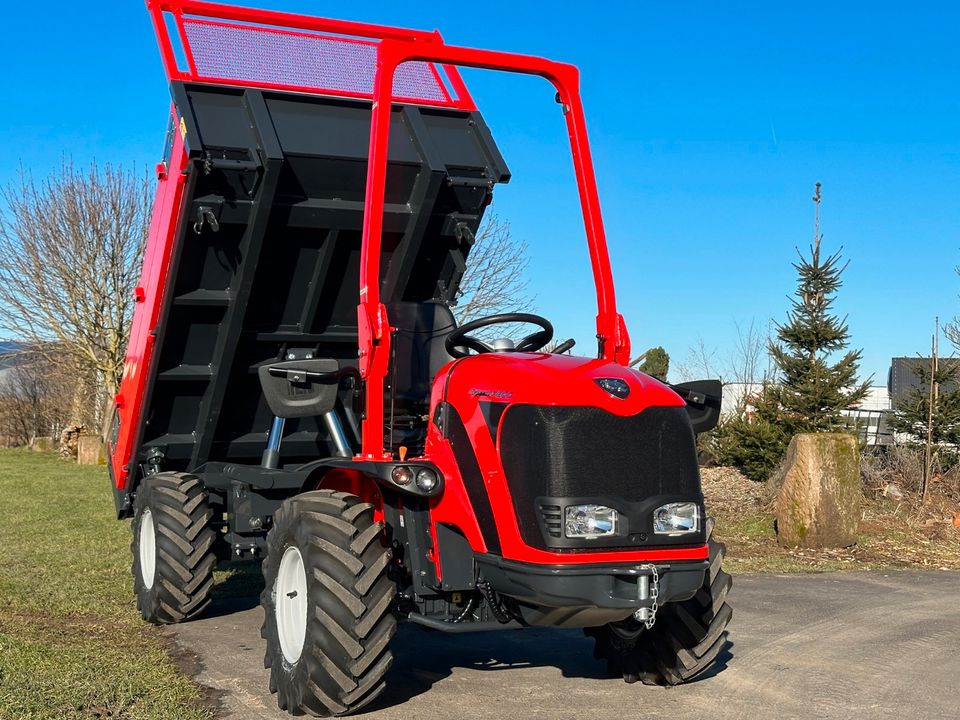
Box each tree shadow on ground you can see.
[367,626,735,712]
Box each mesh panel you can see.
[182,19,450,102]
[499,405,701,549]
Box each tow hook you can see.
[634,564,660,628]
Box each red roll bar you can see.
[358,41,631,457]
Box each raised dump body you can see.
[110,5,508,509]
[143,86,507,467]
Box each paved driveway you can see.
[164,571,960,719]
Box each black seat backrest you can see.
[387,302,457,404]
[257,358,346,419]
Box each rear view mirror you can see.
[670,380,722,435]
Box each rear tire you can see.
[260,490,396,717]
[586,521,732,685]
[131,472,217,624]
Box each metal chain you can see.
[638,563,660,629]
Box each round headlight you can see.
[415,468,438,492]
[391,465,413,486]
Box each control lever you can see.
[552,338,576,355]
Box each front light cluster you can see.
[653,502,700,535]
[562,501,701,540]
[390,465,439,493]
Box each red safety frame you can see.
[142,0,632,462]
[356,40,632,459]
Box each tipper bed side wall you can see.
[110,111,192,511]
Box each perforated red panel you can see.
[181,19,451,102]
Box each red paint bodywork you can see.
[117,1,706,570]
[424,354,708,565]
[356,41,632,461]
[111,109,189,489]
[310,469,385,525]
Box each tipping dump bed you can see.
[151,86,507,467]
[111,2,509,501]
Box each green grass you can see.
[0,449,212,720]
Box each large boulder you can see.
[771,433,860,548]
[77,435,105,466]
[31,436,54,452]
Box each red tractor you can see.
[111,1,732,715]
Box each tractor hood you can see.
[427,351,704,559]
[434,352,685,418]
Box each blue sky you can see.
[2,1,957,381]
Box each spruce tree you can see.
[714,183,869,480]
[767,183,870,434]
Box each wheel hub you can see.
[275,545,308,664]
[138,509,156,590]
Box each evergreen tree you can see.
[890,359,960,445]
[709,388,788,481]
[766,191,870,432]
[713,183,869,480]
[638,346,670,381]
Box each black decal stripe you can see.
[479,400,507,446]
[446,407,501,554]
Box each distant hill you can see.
[0,341,23,371]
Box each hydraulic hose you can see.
[477,577,514,624]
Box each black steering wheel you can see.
[445,313,554,358]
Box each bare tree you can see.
[945,265,960,353]
[0,160,150,435]
[674,318,775,408]
[452,213,533,325]
[729,318,776,386]
[675,337,721,383]
[0,346,75,446]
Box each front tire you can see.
[131,472,217,624]
[586,520,733,685]
[261,490,396,716]
[647,531,733,684]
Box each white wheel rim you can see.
[276,545,308,664]
[139,509,157,590]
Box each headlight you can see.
[415,468,438,492]
[653,502,700,535]
[565,504,618,539]
[391,465,413,486]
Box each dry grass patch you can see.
[703,465,960,574]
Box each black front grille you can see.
[499,405,702,549]
[538,503,562,539]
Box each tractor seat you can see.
[386,301,457,405]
